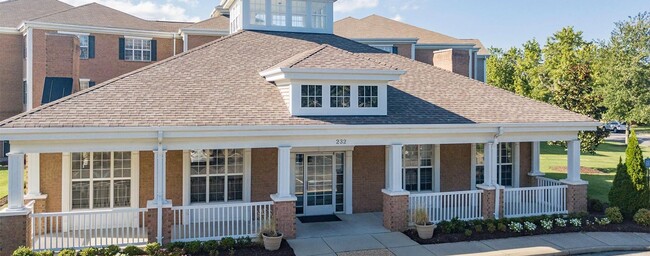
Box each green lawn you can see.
[0,168,7,198]
[540,141,650,203]
[632,125,650,134]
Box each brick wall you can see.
[0,214,29,256]
[251,148,278,202]
[45,33,80,91]
[139,151,154,208]
[416,48,472,78]
[440,144,472,191]
[352,146,385,213]
[519,142,532,187]
[166,151,183,206]
[0,34,24,120]
[414,49,434,65]
[187,35,221,50]
[40,153,62,212]
[394,43,412,59]
[382,193,408,231]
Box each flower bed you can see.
[404,212,650,245]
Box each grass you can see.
[540,141,650,203]
[632,125,650,134]
[0,168,7,198]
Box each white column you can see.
[182,33,188,52]
[382,144,408,195]
[7,152,25,211]
[152,149,168,205]
[562,140,586,184]
[272,146,296,201]
[529,141,543,176]
[26,153,41,197]
[481,142,498,187]
[25,27,33,110]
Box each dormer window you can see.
[301,85,323,108]
[311,2,327,29]
[250,0,266,25]
[330,85,350,108]
[223,0,334,34]
[292,0,307,27]
[358,86,378,108]
[271,0,286,26]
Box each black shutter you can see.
[392,46,399,54]
[151,40,157,61]
[89,81,96,87]
[88,35,95,59]
[41,77,73,104]
[118,37,125,60]
[3,141,9,157]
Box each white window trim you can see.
[124,37,152,62]
[471,143,520,188]
[79,78,91,90]
[182,149,251,206]
[401,144,439,193]
[290,83,388,116]
[61,151,140,212]
[369,44,394,53]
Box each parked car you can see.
[604,121,627,133]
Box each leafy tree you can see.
[514,39,547,101]
[596,12,650,143]
[486,47,520,92]
[609,131,650,216]
[625,131,649,193]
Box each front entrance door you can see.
[295,152,345,216]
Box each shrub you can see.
[474,224,483,233]
[165,242,185,251]
[79,248,100,256]
[508,222,523,233]
[122,245,146,256]
[235,237,253,248]
[102,245,120,256]
[12,246,34,256]
[523,221,537,232]
[595,217,611,225]
[464,229,472,237]
[605,207,624,223]
[220,237,236,251]
[569,218,582,227]
[540,219,553,230]
[413,208,430,226]
[145,243,161,255]
[203,240,219,252]
[588,198,605,213]
[58,249,77,256]
[609,133,650,217]
[555,218,567,227]
[634,208,650,226]
[36,251,54,256]
[184,241,203,255]
[486,223,496,233]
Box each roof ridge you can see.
[0,31,247,127]
[26,1,83,22]
[288,44,330,68]
[32,2,152,23]
[360,14,463,42]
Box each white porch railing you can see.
[30,208,148,251]
[535,176,564,187]
[503,185,568,218]
[409,190,483,224]
[171,201,273,242]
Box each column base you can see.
[271,200,296,239]
[0,209,30,255]
[564,183,588,213]
[382,192,409,232]
[146,200,173,244]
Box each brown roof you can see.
[0,0,72,27]
[183,16,229,31]
[31,3,189,32]
[334,15,469,45]
[462,39,490,55]
[268,44,398,70]
[0,31,593,128]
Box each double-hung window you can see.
[271,0,287,26]
[79,35,89,59]
[358,86,378,108]
[71,152,132,209]
[250,0,266,25]
[301,85,322,107]
[330,85,350,108]
[474,143,514,187]
[402,145,434,192]
[190,149,244,203]
[311,2,327,29]
[291,0,307,27]
[124,38,151,62]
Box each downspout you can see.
[493,127,503,219]
[156,130,164,244]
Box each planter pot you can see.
[263,233,284,251]
[416,223,436,239]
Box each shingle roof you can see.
[0,0,72,27]
[0,31,593,128]
[31,3,191,32]
[462,39,490,55]
[183,16,229,31]
[334,15,469,45]
[267,44,398,70]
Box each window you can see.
[190,149,244,203]
[301,85,322,108]
[291,0,306,27]
[250,0,266,25]
[124,38,151,62]
[71,152,132,209]
[311,2,327,29]
[474,143,514,187]
[79,35,89,59]
[330,85,350,108]
[271,0,287,26]
[358,86,378,108]
[402,145,433,192]
[370,45,393,53]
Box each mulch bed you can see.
[550,166,605,174]
[405,220,650,245]
[221,240,295,256]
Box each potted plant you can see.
[259,218,283,251]
[414,208,435,239]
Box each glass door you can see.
[295,153,344,216]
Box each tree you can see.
[596,12,650,144]
[543,27,608,153]
[514,39,548,101]
[610,131,650,217]
[486,47,520,92]
[609,157,636,216]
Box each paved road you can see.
[606,132,650,147]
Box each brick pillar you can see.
[24,196,47,236]
[146,207,173,245]
[0,211,30,256]
[272,201,296,239]
[382,192,408,231]
[565,183,588,213]
[478,186,504,219]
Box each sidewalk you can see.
[288,232,650,256]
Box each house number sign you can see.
[336,139,347,145]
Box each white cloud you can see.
[334,0,379,13]
[59,0,201,21]
[391,14,402,22]
[399,2,419,11]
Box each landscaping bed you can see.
[404,212,650,245]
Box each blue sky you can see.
[53,0,647,49]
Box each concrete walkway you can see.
[289,232,650,256]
